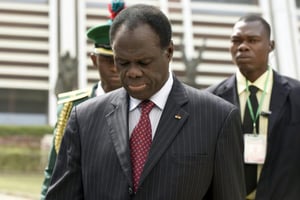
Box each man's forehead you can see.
[233,20,263,31]
[231,21,264,37]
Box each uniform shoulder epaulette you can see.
[57,88,93,105]
[54,87,93,153]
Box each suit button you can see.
[128,187,134,195]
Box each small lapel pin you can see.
[175,114,181,119]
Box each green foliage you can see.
[0,125,53,173]
[0,125,53,137]
[0,146,43,172]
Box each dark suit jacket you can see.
[46,77,245,200]
[207,70,300,200]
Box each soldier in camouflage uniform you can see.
[40,1,125,199]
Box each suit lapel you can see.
[214,75,239,107]
[105,89,133,185]
[139,78,189,186]
[268,71,289,136]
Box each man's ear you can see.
[90,52,97,67]
[269,40,275,52]
[165,40,174,60]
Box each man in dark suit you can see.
[207,14,300,200]
[46,4,245,200]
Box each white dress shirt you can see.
[129,72,173,139]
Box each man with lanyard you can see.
[207,14,300,199]
[40,1,125,199]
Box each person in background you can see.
[40,1,125,199]
[45,4,245,199]
[207,14,300,200]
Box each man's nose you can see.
[238,42,249,51]
[127,64,143,78]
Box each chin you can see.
[130,92,150,100]
[238,64,252,71]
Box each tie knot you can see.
[140,100,155,115]
[249,85,259,94]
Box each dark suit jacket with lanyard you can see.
[207,70,300,200]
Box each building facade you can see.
[0,0,299,125]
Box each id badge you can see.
[244,133,266,164]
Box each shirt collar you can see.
[236,68,273,95]
[96,81,105,96]
[129,72,173,111]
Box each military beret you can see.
[86,0,125,56]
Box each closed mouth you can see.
[128,84,147,91]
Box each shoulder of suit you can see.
[206,75,235,94]
[57,88,93,105]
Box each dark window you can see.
[296,0,300,8]
[0,89,48,125]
